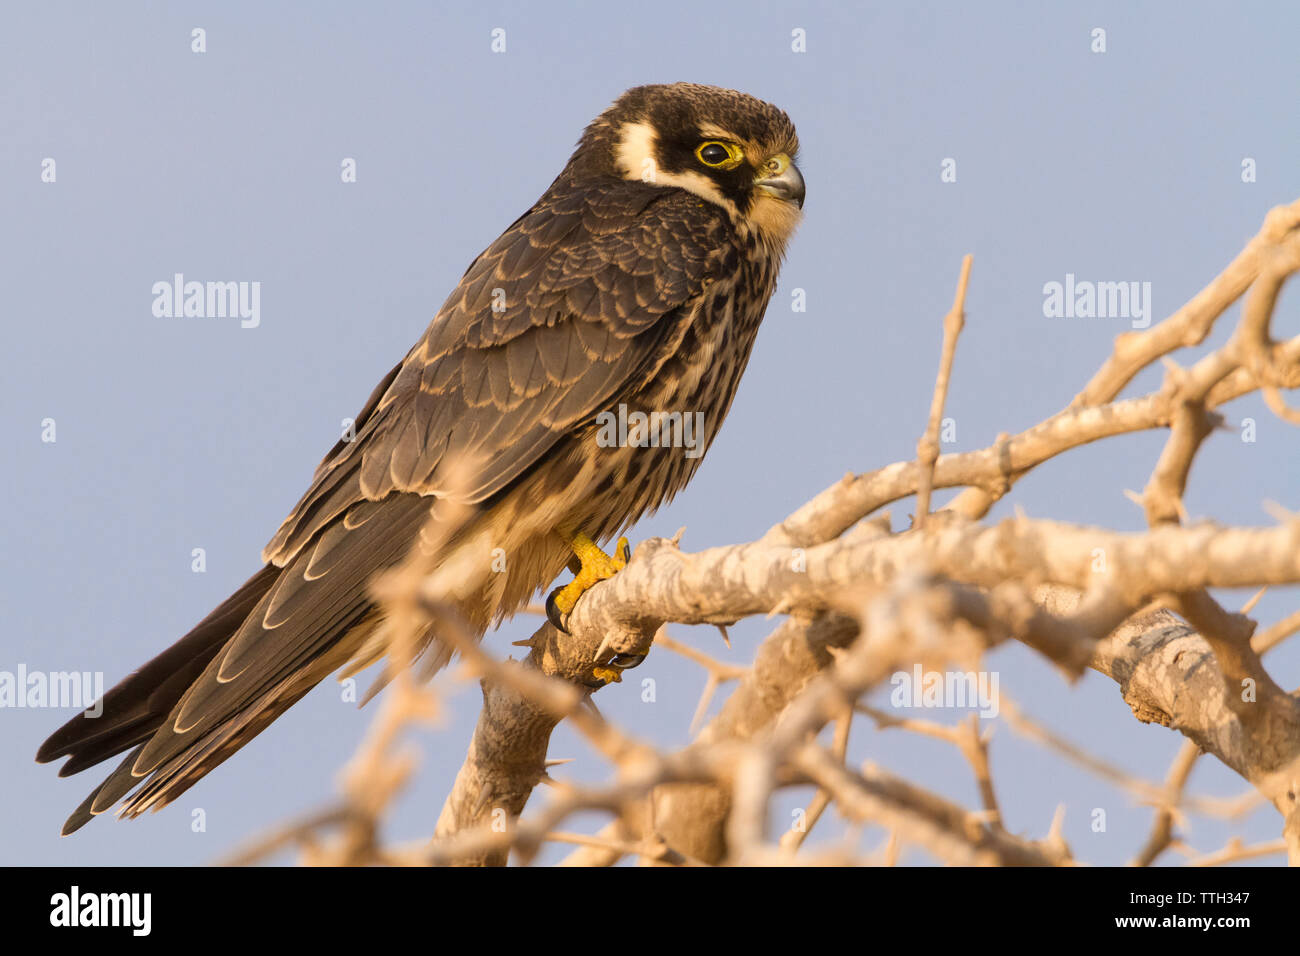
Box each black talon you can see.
[545,587,571,634]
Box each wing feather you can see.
[263,180,731,564]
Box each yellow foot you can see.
[546,531,630,633]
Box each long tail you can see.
[36,564,281,834]
[36,491,446,834]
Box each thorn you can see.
[766,597,793,620]
[1123,489,1145,508]
[826,645,851,665]
[1263,499,1299,523]
[511,637,536,648]
[471,782,494,818]
[671,526,687,547]
[544,757,574,768]
[1241,587,1268,614]
[1047,803,1067,842]
[689,675,719,736]
[716,624,731,649]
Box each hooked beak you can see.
[755,154,805,209]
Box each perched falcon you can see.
[37,82,804,833]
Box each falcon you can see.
[37,82,804,833]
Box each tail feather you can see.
[119,672,326,820]
[37,491,450,833]
[60,748,144,835]
[37,564,280,771]
[55,718,155,777]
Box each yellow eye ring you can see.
[695,140,744,169]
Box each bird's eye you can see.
[696,141,742,169]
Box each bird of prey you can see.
[37,82,804,834]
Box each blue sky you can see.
[4,1,1300,865]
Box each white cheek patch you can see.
[614,120,737,215]
[614,121,660,182]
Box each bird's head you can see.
[569,83,804,252]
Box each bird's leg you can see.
[546,527,631,636]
